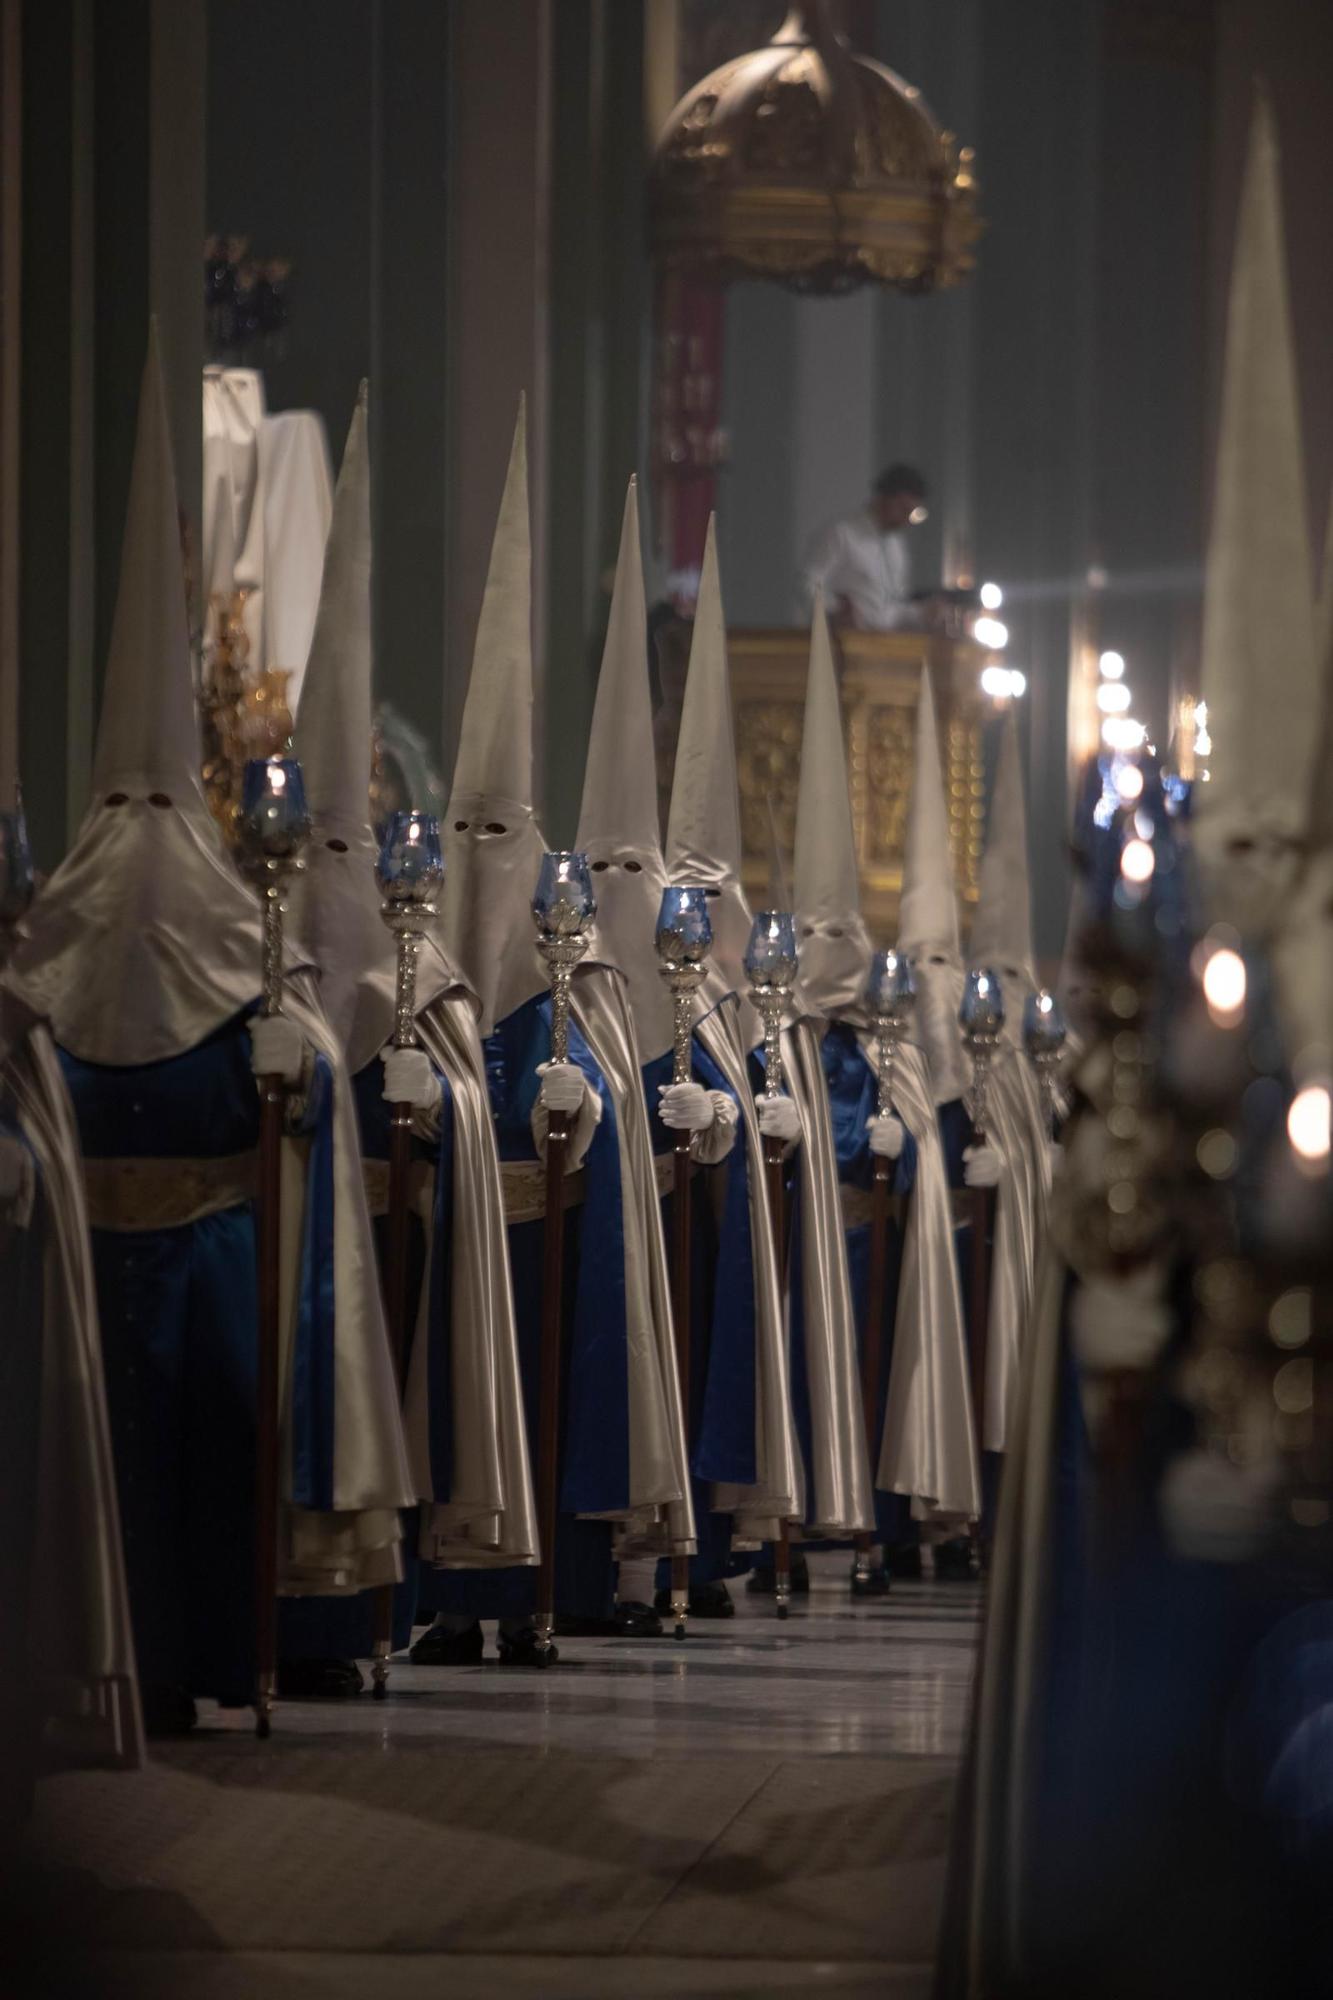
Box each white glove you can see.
[382,1046,440,1111]
[867,1113,905,1160]
[658,1080,715,1133]
[757,1093,802,1145]
[1071,1266,1172,1374]
[249,1015,306,1086]
[963,1143,1001,1188]
[1046,1139,1063,1183]
[0,1134,34,1224]
[537,1059,588,1117]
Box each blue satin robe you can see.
[819,1023,917,1543]
[644,1037,753,1586]
[425,991,627,1623]
[60,1008,339,1701]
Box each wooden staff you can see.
[370,819,441,1697]
[750,951,795,1620]
[532,860,593,1667]
[669,1114,693,1642]
[238,756,310,1740]
[960,978,1003,1545]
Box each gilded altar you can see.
[654,626,988,940]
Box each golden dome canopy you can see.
[650,3,979,295]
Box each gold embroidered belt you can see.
[654,1149,701,1197]
[839,1183,908,1232]
[83,1152,258,1232]
[499,1158,587,1225]
[360,1158,436,1219]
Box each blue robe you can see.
[0,1106,44,1798]
[60,1007,341,1702]
[819,1023,917,1544]
[643,1038,754,1586]
[425,991,628,1623]
[938,1094,1003,1531]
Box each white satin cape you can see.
[980,1046,1052,1455]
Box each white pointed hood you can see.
[575,479,673,1061]
[793,594,872,1019]
[897,667,969,1103]
[289,387,460,1073]
[7,324,279,1065]
[439,398,548,1037]
[968,709,1036,1043]
[665,517,760,1042]
[1194,91,1317,932]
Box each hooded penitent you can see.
[792,595,873,1021]
[665,518,762,1046]
[439,399,549,1040]
[5,326,411,1597]
[574,479,673,1063]
[896,666,971,1106]
[1193,91,1317,938]
[788,610,978,1525]
[443,408,693,1551]
[288,385,535,1571]
[584,487,800,1542]
[967,704,1050,1456]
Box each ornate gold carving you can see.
[651,4,980,296]
[863,705,915,868]
[735,699,803,863]
[199,590,294,847]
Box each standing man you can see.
[801,464,930,632]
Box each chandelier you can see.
[650,2,980,296]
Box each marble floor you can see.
[15,1555,981,2000]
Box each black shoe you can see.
[142,1684,198,1737]
[745,1552,810,1596]
[497,1625,558,1667]
[277,1657,364,1699]
[654,1581,735,1619]
[409,1620,485,1667]
[885,1544,924,1581]
[555,1600,664,1639]
[849,1563,890,1599]
[934,1539,980,1582]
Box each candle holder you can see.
[744,910,798,1100]
[959,967,1005,1142]
[1023,988,1068,1135]
[236,756,312,1019]
[531,851,597,1063]
[866,948,916,1120]
[377,811,445,1052]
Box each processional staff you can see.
[237,754,312,1739]
[530,850,596,1668]
[654,885,714,1642]
[370,810,444,1699]
[959,967,1004,1482]
[852,948,916,1591]
[1023,988,1068,1139]
[744,909,799,1619]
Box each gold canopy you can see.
[650,1,980,295]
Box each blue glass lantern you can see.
[532,850,596,937]
[1023,988,1067,1059]
[960,967,1005,1036]
[376,810,443,908]
[656,885,712,966]
[744,909,798,987]
[866,948,916,1027]
[0,802,35,924]
[238,756,311,866]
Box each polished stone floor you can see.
[16,1555,981,2000]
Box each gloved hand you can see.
[1159,1447,1276,1565]
[757,1093,802,1145]
[382,1046,440,1111]
[249,1015,306,1086]
[963,1144,1001,1189]
[708,1091,739,1138]
[1071,1265,1172,1373]
[1045,1139,1063,1183]
[0,1134,33,1222]
[867,1113,905,1160]
[537,1059,588,1117]
[658,1080,715,1133]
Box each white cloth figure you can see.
[288,384,535,1571]
[8,324,411,1600]
[794,599,976,1528]
[801,509,916,631]
[663,517,803,1541]
[1193,91,1318,940]
[967,706,1051,1455]
[442,400,694,1557]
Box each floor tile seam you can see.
[610,1759,791,1954]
